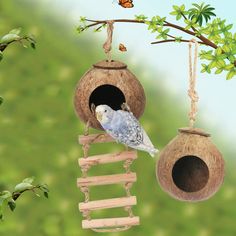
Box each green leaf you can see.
[79,16,86,23]
[222,45,231,53]
[170,11,178,16]
[175,36,183,43]
[226,24,233,30]
[77,25,85,34]
[201,53,213,60]
[8,200,16,212]
[43,192,49,199]
[39,184,49,193]
[215,47,222,56]
[173,5,179,11]
[225,64,234,70]
[135,14,148,21]
[14,182,33,192]
[163,28,170,34]
[30,42,36,49]
[215,68,223,74]
[176,14,182,20]
[34,192,41,197]
[216,60,226,68]
[180,4,185,11]
[9,28,21,35]
[0,191,12,199]
[226,69,236,80]
[188,3,216,26]
[209,61,217,69]
[0,96,3,105]
[0,51,3,62]
[22,176,35,184]
[201,64,211,73]
[0,33,20,43]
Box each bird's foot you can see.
[121,102,131,112]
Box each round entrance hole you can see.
[89,84,126,111]
[172,156,209,192]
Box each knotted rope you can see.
[103,20,114,62]
[188,39,199,128]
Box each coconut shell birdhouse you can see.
[74,59,146,130]
[156,40,225,202]
[157,127,224,202]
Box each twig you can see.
[151,39,204,45]
[0,36,30,52]
[12,185,40,201]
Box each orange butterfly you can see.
[118,0,134,8]
[119,43,127,52]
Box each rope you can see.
[123,159,133,173]
[103,20,114,62]
[188,39,199,128]
[84,120,90,136]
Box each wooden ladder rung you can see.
[77,173,137,187]
[79,133,114,145]
[82,216,140,229]
[78,150,137,166]
[79,196,137,212]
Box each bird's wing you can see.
[116,110,143,146]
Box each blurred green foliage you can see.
[0,1,236,236]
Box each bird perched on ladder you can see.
[95,104,158,157]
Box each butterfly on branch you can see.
[119,43,127,52]
[118,0,134,8]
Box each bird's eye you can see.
[104,110,107,112]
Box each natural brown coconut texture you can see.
[74,60,146,130]
[157,127,225,202]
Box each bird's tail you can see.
[148,147,159,158]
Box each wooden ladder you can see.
[77,133,140,232]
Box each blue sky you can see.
[54,0,236,144]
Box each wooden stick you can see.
[77,173,137,187]
[82,216,140,229]
[78,151,137,166]
[79,196,137,212]
[79,133,114,145]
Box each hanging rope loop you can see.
[188,38,199,128]
[103,20,114,62]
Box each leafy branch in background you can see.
[0,27,48,221]
[0,27,36,106]
[77,2,236,80]
[0,177,49,221]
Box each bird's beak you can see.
[96,111,103,122]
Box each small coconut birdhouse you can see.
[74,60,146,129]
[156,40,225,202]
[157,127,224,202]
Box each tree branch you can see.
[12,186,40,201]
[83,18,216,48]
[151,39,204,45]
[0,36,33,52]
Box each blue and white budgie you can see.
[95,104,158,157]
